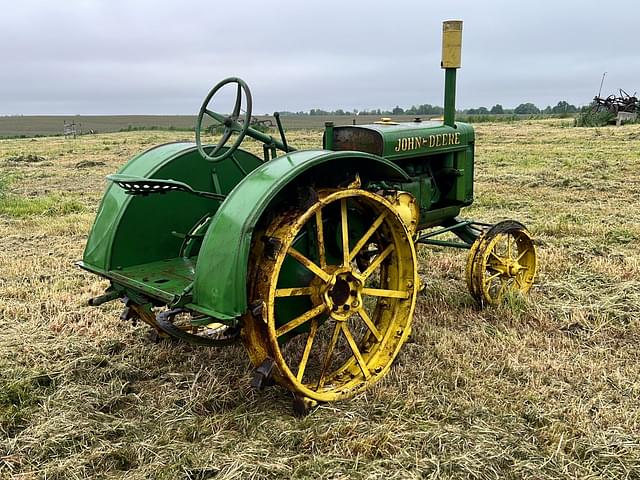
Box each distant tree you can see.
[514,102,541,114]
[406,104,443,115]
[392,105,404,115]
[490,104,504,114]
[551,101,578,114]
[465,106,489,115]
[543,106,553,114]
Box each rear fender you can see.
[191,149,410,320]
[81,143,263,273]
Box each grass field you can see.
[0,115,413,137]
[0,120,639,479]
[0,114,565,138]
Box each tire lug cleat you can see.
[250,358,276,390]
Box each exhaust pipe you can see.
[442,20,463,127]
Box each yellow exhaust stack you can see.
[441,20,463,126]
[441,20,463,69]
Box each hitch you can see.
[88,290,120,306]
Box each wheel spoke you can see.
[341,323,370,379]
[275,287,314,297]
[315,208,327,270]
[507,235,512,259]
[485,272,502,282]
[204,109,223,124]
[317,322,342,389]
[275,303,326,338]
[514,276,522,289]
[288,247,331,282]
[217,127,233,147]
[358,308,382,342]
[348,211,387,262]
[296,319,318,381]
[361,244,394,279]
[515,246,532,262]
[231,84,242,119]
[340,199,349,266]
[489,250,508,266]
[361,287,410,299]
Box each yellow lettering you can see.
[429,135,435,147]
[442,134,448,146]
[394,138,401,152]
[454,132,460,144]
[436,135,441,147]
[449,133,455,145]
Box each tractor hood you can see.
[330,121,474,161]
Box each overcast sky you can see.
[1,0,637,115]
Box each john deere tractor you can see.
[79,21,537,410]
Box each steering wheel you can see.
[195,77,252,162]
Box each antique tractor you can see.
[79,21,537,410]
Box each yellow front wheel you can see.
[466,220,537,305]
[242,188,418,402]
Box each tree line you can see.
[279,101,581,116]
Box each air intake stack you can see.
[441,20,463,127]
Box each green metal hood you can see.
[331,121,474,161]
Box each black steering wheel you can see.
[195,77,252,162]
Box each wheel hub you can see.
[323,268,363,321]
[508,261,522,276]
[489,258,522,278]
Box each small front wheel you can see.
[465,220,537,305]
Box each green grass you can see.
[0,174,9,198]
[574,111,616,127]
[0,370,55,436]
[0,193,85,217]
[0,121,638,478]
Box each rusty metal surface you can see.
[591,89,639,115]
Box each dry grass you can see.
[0,121,639,479]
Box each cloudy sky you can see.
[1,0,637,115]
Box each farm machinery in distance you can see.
[79,21,537,411]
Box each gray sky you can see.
[1,0,637,115]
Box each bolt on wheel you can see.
[466,220,537,305]
[242,188,418,402]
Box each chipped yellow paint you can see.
[241,189,418,402]
[466,222,537,305]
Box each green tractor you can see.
[79,21,537,409]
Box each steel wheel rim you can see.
[467,221,537,305]
[243,189,418,402]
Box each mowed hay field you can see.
[0,120,639,479]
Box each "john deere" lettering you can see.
[394,132,461,152]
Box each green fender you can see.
[190,149,410,320]
[81,142,262,273]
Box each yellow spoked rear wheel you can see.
[466,220,537,305]
[242,188,418,402]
